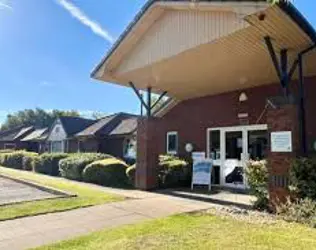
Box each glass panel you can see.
[248,130,268,160]
[211,166,220,185]
[167,133,177,153]
[209,130,220,160]
[225,131,242,160]
[224,131,243,185]
[51,141,63,153]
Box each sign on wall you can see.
[191,159,213,191]
[271,131,292,152]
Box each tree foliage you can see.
[0,108,80,131]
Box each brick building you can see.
[92,0,316,201]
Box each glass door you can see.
[223,130,245,188]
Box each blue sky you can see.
[0,0,315,124]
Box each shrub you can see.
[289,158,316,200]
[158,155,190,188]
[245,160,269,210]
[22,152,39,171]
[59,153,112,181]
[33,153,69,176]
[0,151,27,169]
[126,165,136,186]
[276,198,316,228]
[82,158,128,187]
[0,149,14,154]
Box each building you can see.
[0,126,35,151]
[92,0,316,202]
[47,114,137,159]
[21,128,49,153]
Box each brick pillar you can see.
[135,117,159,190]
[267,104,300,205]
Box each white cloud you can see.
[39,81,54,87]
[0,0,12,10]
[56,0,114,43]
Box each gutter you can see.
[278,0,316,44]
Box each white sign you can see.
[271,131,292,152]
[191,159,213,191]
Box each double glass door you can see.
[208,125,268,189]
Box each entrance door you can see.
[223,130,245,188]
[207,125,267,189]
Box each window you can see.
[167,132,178,155]
[4,143,16,150]
[55,127,60,133]
[123,138,136,159]
[51,141,63,153]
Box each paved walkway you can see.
[0,184,254,250]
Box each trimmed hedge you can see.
[82,158,128,187]
[59,153,112,181]
[0,151,38,170]
[126,165,136,186]
[22,152,39,171]
[158,155,190,188]
[33,153,69,176]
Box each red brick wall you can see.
[154,77,316,156]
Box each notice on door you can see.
[271,131,292,152]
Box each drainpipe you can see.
[297,45,316,156]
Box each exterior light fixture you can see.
[185,143,194,153]
[239,92,248,102]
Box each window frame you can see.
[166,131,178,155]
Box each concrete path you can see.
[0,192,216,250]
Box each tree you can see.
[0,108,80,131]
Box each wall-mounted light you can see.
[185,143,194,153]
[239,92,248,102]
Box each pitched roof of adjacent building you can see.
[76,113,138,138]
[59,116,96,137]
[21,128,49,142]
[0,126,34,142]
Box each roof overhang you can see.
[92,0,316,100]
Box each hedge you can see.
[0,151,38,170]
[33,153,69,176]
[82,158,128,187]
[126,164,136,186]
[59,153,112,181]
[157,155,189,188]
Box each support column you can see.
[267,104,300,205]
[135,117,159,190]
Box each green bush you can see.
[33,153,69,176]
[22,152,39,171]
[158,155,189,188]
[0,149,15,154]
[0,151,27,169]
[126,165,136,186]
[245,160,269,210]
[82,158,128,187]
[289,158,316,200]
[276,198,316,228]
[59,153,112,181]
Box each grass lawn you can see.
[0,167,124,221]
[35,213,316,250]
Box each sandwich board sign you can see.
[191,152,213,191]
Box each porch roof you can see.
[92,1,316,100]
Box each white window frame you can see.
[166,131,178,155]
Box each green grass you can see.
[35,213,316,250]
[0,167,124,221]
